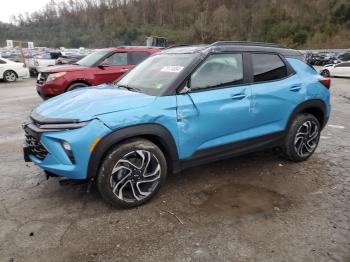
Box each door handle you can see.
[230,93,246,100]
[289,85,302,92]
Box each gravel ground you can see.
[0,74,349,262]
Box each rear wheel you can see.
[321,69,330,77]
[97,139,167,208]
[282,114,321,162]
[3,70,17,82]
[66,82,88,92]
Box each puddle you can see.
[191,184,291,217]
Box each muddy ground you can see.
[0,73,349,262]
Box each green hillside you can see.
[1,0,349,48]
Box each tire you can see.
[321,69,330,77]
[97,138,167,208]
[3,70,17,82]
[282,113,321,162]
[66,82,88,92]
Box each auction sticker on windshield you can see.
[161,66,184,73]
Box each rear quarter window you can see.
[252,53,291,83]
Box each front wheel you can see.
[282,114,321,162]
[3,70,17,82]
[66,82,88,92]
[97,139,167,208]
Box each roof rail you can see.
[163,44,191,50]
[117,46,158,49]
[211,41,288,49]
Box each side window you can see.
[252,53,290,83]
[128,52,151,65]
[190,53,243,91]
[41,53,51,59]
[50,52,61,59]
[335,62,350,68]
[0,59,6,64]
[106,52,128,66]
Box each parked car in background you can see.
[337,52,350,62]
[55,54,86,65]
[36,46,160,99]
[24,42,331,208]
[29,52,63,76]
[0,58,30,82]
[321,62,350,77]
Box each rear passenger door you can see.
[333,62,350,77]
[249,53,305,135]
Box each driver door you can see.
[176,53,254,159]
[94,52,131,84]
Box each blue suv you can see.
[23,42,331,208]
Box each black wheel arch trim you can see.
[66,79,91,91]
[87,123,179,178]
[286,99,328,130]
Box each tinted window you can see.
[335,62,350,67]
[190,53,243,90]
[50,52,62,59]
[128,52,151,65]
[252,53,289,82]
[0,59,6,64]
[106,52,128,66]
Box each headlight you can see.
[47,72,66,82]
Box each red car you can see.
[36,47,160,99]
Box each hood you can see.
[33,84,156,122]
[40,64,88,73]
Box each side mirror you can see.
[178,80,191,94]
[98,60,109,69]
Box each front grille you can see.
[24,130,48,160]
[37,72,49,85]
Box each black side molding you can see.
[176,131,285,172]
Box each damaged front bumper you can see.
[23,118,111,180]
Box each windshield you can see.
[116,53,198,95]
[76,50,110,67]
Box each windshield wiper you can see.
[117,84,142,93]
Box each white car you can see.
[32,52,62,75]
[321,62,350,78]
[0,58,30,82]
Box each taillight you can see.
[319,77,331,89]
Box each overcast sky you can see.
[0,0,51,23]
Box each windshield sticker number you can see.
[161,66,184,73]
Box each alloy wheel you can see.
[109,150,161,203]
[5,71,16,82]
[294,120,319,157]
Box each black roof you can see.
[162,41,302,57]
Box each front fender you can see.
[87,123,179,178]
